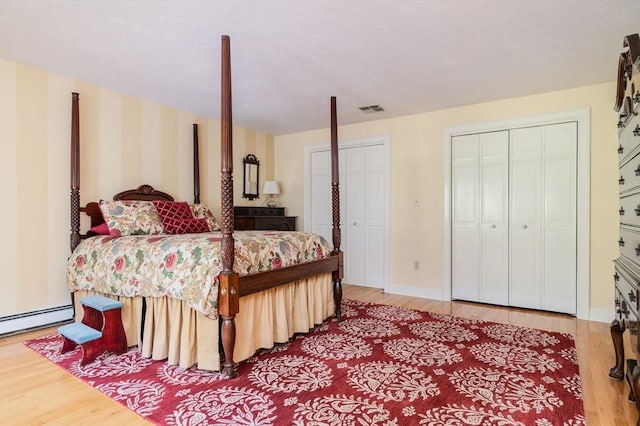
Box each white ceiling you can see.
[1,0,639,136]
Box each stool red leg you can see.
[60,337,77,353]
[80,340,103,365]
[102,308,127,354]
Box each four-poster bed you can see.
[67,35,343,377]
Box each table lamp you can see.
[262,180,280,208]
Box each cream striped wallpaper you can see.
[0,59,274,322]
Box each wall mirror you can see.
[242,154,260,200]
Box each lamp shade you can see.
[263,180,280,195]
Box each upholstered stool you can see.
[58,295,127,365]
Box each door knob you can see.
[490,224,496,229]
[522,224,528,229]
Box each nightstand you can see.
[233,206,296,231]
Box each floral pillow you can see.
[190,203,221,231]
[99,200,164,236]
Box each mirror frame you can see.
[242,154,260,200]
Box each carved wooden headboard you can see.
[113,184,174,201]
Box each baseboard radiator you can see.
[0,305,73,336]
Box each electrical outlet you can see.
[413,199,419,207]
[413,261,420,271]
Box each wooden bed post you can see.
[330,96,343,320]
[218,35,240,378]
[193,123,201,204]
[70,92,81,252]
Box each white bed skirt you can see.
[73,272,335,371]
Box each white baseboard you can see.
[588,308,613,324]
[387,284,614,325]
[387,283,447,301]
[0,305,74,335]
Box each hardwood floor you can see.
[0,284,636,425]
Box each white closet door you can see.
[310,143,385,289]
[510,123,577,313]
[344,145,385,287]
[452,131,508,304]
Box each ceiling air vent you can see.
[359,104,384,113]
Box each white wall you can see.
[275,82,618,320]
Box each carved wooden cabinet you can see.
[610,33,640,426]
[233,206,296,231]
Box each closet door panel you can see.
[342,145,386,288]
[452,132,508,303]
[452,135,480,300]
[541,123,577,313]
[479,131,509,304]
[345,148,366,285]
[510,128,542,309]
[365,145,385,286]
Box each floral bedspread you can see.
[66,231,332,319]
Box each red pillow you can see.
[163,218,210,234]
[90,223,110,235]
[152,201,194,233]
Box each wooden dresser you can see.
[610,33,640,425]
[233,206,296,231]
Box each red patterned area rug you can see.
[25,299,584,425]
